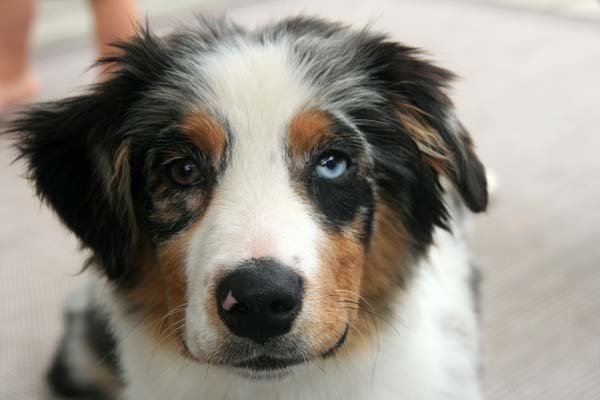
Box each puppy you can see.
[10,16,487,400]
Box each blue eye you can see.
[315,153,350,179]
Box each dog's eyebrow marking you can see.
[287,109,335,158]
[180,112,226,164]
[396,107,453,176]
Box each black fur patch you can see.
[353,34,487,210]
[138,133,223,242]
[47,301,120,399]
[288,114,376,244]
[351,36,488,252]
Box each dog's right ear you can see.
[7,28,170,281]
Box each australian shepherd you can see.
[10,16,487,400]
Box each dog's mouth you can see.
[230,323,349,379]
[234,355,304,371]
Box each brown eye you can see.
[167,159,203,186]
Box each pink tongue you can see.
[222,290,238,311]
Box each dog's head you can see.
[11,17,486,378]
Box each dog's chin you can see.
[223,323,350,381]
[228,355,314,381]
[230,359,299,380]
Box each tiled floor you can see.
[2,0,599,399]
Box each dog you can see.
[9,16,487,400]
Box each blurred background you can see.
[1,0,599,399]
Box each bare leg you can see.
[0,0,39,112]
[89,0,138,79]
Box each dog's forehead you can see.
[177,41,324,274]
[196,41,313,146]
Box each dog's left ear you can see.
[365,38,488,213]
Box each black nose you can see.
[216,258,304,343]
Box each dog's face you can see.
[11,17,486,378]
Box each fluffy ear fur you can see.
[8,28,170,281]
[362,37,488,213]
[9,92,138,280]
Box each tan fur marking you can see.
[120,179,222,359]
[397,107,454,175]
[362,204,410,304]
[180,113,226,164]
[288,109,334,159]
[341,204,410,354]
[112,142,131,198]
[122,210,220,361]
[110,141,138,243]
[122,235,190,356]
[299,219,368,355]
[88,362,122,398]
[306,204,411,356]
